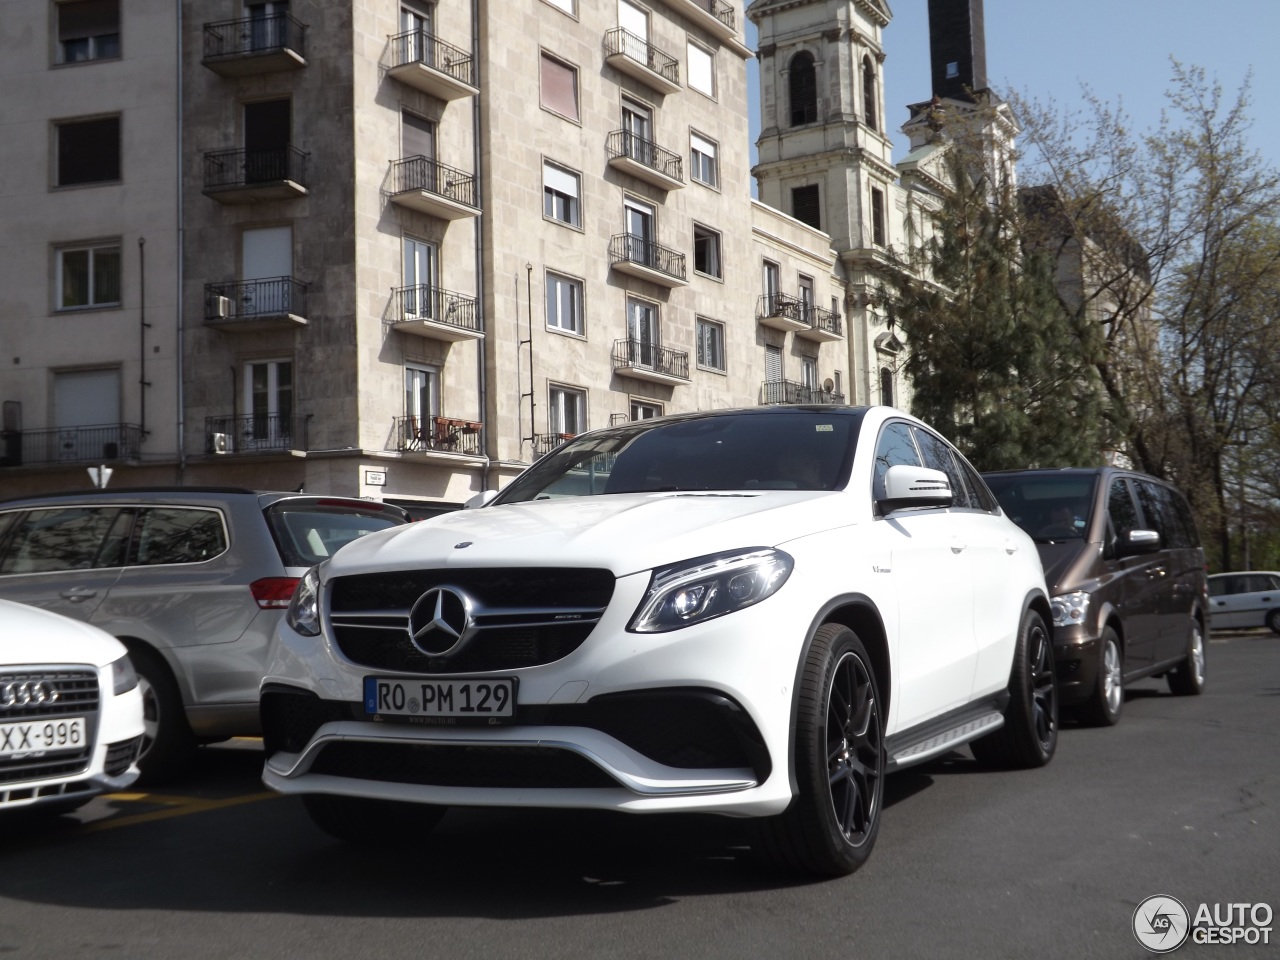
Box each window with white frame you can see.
[540,53,580,121]
[57,0,120,63]
[542,0,575,13]
[630,399,662,421]
[543,161,581,227]
[687,41,714,97]
[404,364,440,427]
[627,297,658,366]
[693,224,722,278]
[57,242,120,309]
[549,385,586,436]
[696,317,725,372]
[690,131,718,188]
[802,356,818,390]
[545,271,583,334]
[244,359,293,445]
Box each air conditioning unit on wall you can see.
[212,295,233,319]
[211,432,232,454]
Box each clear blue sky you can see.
[748,0,1280,177]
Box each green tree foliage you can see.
[879,147,1109,472]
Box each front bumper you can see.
[1051,627,1102,706]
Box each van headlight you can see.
[286,565,323,637]
[1050,591,1090,627]
[629,548,793,633]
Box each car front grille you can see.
[104,736,144,777]
[310,741,619,789]
[327,568,616,674]
[0,668,98,785]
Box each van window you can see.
[133,508,228,565]
[0,507,119,574]
[1134,479,1191,548]
[983,474,1094,540]
[1107,479,1140,539]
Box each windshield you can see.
[983,473,1097,544]
[494,411,864,504]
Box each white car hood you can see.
[0,599,126,667]
[329,491,855,578]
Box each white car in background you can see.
[1208,571,1280,633]
[262,406,1056,877]
[0,599,144,815]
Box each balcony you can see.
[603,27,680,95]
[387,157,479,220]
[609,235,688,287]
[795,304,844,343]
[205,277,308,331]
[659,0,750,56]
[606,130,684,191]
[0,424,141,468]
[760,380,847,406]
[393,416,484,457]
[756,293,811,333]
[202,14,307,77]
[612,338,690,385]
[205,414,307,455]
[390,285,483,341]
[203,146,308,203]
[386,30,478,100]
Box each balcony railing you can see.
[612,338,690,380]
[392,285,480,333]
[0,424,141,467]
[760,380,847,406]
[389,156,478,210]
[606,130,683,183]
[203,145,308,193]
[532,433,575,458]
[687,0,735,31]
[757,292,805,321]
[393,416,483,456]
[603,27,679,88]
[205,414,307,455]
[609,234,687,283]
[389,30,477,89]
[203,14,306,62]
[205,277,307,324]
[810,304,843,337]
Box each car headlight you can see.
[109,654,138,696]
[1050,590,1090,627]
[629,548,794,633]
[286,565,323,637]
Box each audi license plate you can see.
[364,677,516,719]
[0,717,86,757]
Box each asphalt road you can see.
[1,631,1276,960]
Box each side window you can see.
[1266,574,1280,591]
[1153,484,1192,548]
[872,421,920,499]
[913,427,972,508]
[1168,487,1201,548]
[1107,478,1140,539]
[0,507,119,574]
[957,456,998,512]
[132,508,228,566]
[1133,480,1170,546]
[1207,578,1232,598]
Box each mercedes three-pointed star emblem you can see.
[406,586,474,657]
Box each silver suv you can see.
[0,487,408,782]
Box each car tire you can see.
[1267,609,1280,636]
[1166,617,1206,696]
[970,608,1058,768]
[1077,627,1124,727]
[129,645,197,785]
[302,793,447,844]
[751,623,884,877]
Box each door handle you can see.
[1004,539,1019,555]
[950,539,967,554]
[59,588,97,602]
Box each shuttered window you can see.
[871,187,886,245]
[789,52,817,126]
[791,184,821,230]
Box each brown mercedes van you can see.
[981,467,1208,725]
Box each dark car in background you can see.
[982,468,1208,726]
[0,488,409,782]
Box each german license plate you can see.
[363,677,516,719]
[0,717,86,757]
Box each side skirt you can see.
[885,694,1009,772]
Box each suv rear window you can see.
[265,501,405,567]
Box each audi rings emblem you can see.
[1,680,60,708]
[407,586,474,657]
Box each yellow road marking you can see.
[82,791,280,832]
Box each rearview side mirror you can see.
[463,490,498,509]
[1118,528,1161,556]
[877,465,953,513]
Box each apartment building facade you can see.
[1,0,907,513]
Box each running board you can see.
[886,710,1005,771]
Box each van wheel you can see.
[303,794,447,844]
[1078,628,1123,726]
[751,624,884,877]
[128,646,197,784]
[971,609,1058,767]
[1166,618,1206,696]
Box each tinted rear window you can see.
[0,507,120,574]
[265,502,406,567]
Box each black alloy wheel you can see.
[971,608,1058,768]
